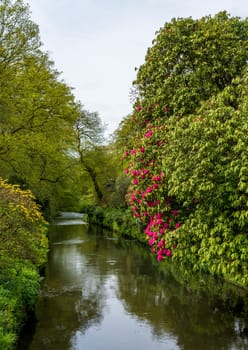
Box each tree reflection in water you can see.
[18,220,248,350]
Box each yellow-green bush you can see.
[0,177,48,349]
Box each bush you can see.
[0,178,48,348]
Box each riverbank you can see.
[82,205,248,314]
[0,262,42,350]
[0,178,48,350]
[18,218,248,349]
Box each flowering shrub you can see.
[123,114,182,261]
[118,13,248,288]
[0,177,48,267]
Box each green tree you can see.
[133,11,248,118]
[0,0,81,215]
[74,108,106,203]
[122,12,248,286]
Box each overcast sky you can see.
[27,0,247,137]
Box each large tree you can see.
[123,12,248,287]
[0,0,81,215]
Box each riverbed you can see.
[18,213,247,350]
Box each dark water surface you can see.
[18,214,247,350]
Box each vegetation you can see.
[0,2,248,347]
[0,177,48,349]
[117,12,248,288]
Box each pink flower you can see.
[130,149,136,155]
[173,210,179,216]
[125,168,129,174]
[139,147,145,153]
[153,232,158,240]
[132,169,139,176]
[164,223,169,229]
[175,223,181,229]
[136,105,142,112]
[157,254,163,261]
[145,131,153,138]
[146,187,153,193]
[166,250,172,257]
[157,240,164,248]
[149,238,155,246]
[152,175,161,181]
[133,179,139,185]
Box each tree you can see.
[74,108,106,203]
[0,0,81,215]
[132,11,248,118]
[122,12,248,286]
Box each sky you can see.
[27,0,248,138]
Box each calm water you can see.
[18,214,247,350]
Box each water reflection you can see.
[18,218,248,350]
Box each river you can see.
[18,213,247,350]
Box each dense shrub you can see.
[122,12,248,287]
[0,177,48,348]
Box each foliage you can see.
[122,12,248,287]
[74,108,127,207]
[0,177,48,348]
[163,72,248,286]
[133,11,248,116]
[0,0,83,216]
[0,177,48,267]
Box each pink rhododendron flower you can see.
[139,147,145,153]
[153,232,158,240]
[157,254,163,261]
[175,223,181,228]
[173,210,179,216]
[125,168,129,174]
[149,238,155,246]
[130,149,136,155]
[145,131,153,138]
[153,175,161,181]
[133,179,139,185]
